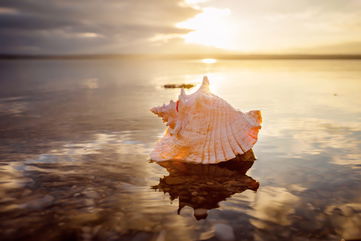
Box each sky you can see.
[0,0,361,55]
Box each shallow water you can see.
[0,59,360,241]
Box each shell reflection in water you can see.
[152,150,259,220]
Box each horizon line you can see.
[1,53,361,60]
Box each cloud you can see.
[2,0,361,54]
[0,0,200,54]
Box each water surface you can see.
[0,59,360,241]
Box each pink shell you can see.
[150,76,262,164]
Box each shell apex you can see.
[199,76,210,92]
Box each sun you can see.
[176,7,237,50]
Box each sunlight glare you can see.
[208,74,222,95]
[176,8,236,50]
[201,58,217,64]
[184,0,208,6]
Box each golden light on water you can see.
[201,58,217,64]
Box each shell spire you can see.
[199,76,210,92]
[150,76,262,164]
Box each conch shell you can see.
[151,76,262,164]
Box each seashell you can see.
[150,76,262,164]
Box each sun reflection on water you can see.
[201,58,217,64]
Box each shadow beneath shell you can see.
[151,150,259,220]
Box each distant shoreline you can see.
[1,54,361,60]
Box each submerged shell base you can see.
[151,76,262,164]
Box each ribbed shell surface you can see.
[150,77,262,164]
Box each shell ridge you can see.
[229,118,244,155]
[192,102,208,163]
[218,101,231,162]
[204,95,216,164]
[222,105,237,160]
[177,107,198,162]
[214,98,225,163]
[151,131,175,161]
[218,102,228,162]
[239,112,257,148]
[225,109,238,155]
[230,110,247,154]
[245,110,262,127]
[236,112,258,151]
[225,107,244,155]
[200,97,212,164]
[208,97,219,164]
